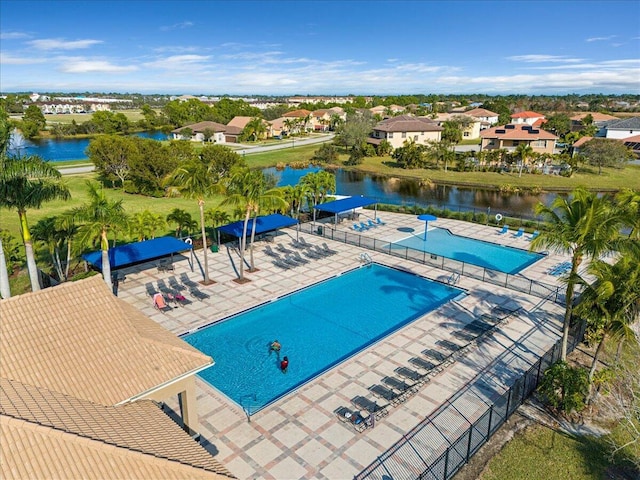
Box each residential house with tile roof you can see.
[510,111,546,127]
[172,121,228,143]
[0,276,229,479]
[434,113,481,140]
[480,124,557,154]
[282,109,313,133]
[601,116,640,139]
[226,116,273,140]
[368,115,443,149]
[463,108,499,129]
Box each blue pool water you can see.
[393,227,542,274]
[184,264,461,412]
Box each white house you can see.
[463,108,499,129]
[368,115,442,149]
[171,121,227,143]
[510,111,545,127]
[601,117,640,139]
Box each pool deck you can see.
[115,212,570,480]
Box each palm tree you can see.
[575,252,640,385]
[31,216,65,281]
[222,168,286,281]
[616,189,640,239]
[205,207,230,244]
[531,187,625,361]
[55,213,78,281]
[515,143,534,178]
[71,181,128,291]
[0,155,71,292]
[283,118,294,136]
[166,208,195,238]
[300,171,336,209]
[165,159,222,285]
[0,237,10,298]
[243,117,267,142]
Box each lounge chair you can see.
[381,376,419,395]
[168,276,186,292]
[321,242,338,255]
[264,245,280,257]
[395,367,429,386]
[512,227,525,238]
[497,225,510,235]
[303,248,322,260]
[179,273,199,289]
[335,406,368,432]
[312,245,329,257]
[153,293,173,312]
[374,217,385,226]
[145,282,159,297]
[367,219,377,228]
[157,258,174,272]
[352,223,362,232]
[351,395,389,419]
[291,251,310,264]
[359,222,370,231]
[276,243,293,254]
[410,356,437,373]
[298,237,311,248]
[368,384,406,405]
[527,230,540,241]
[282,255,300,267]
[290,239,305,249]
[272,258,291,270]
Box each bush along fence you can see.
[299,223,564,305]
[353,319,587,480]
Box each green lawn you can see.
[480,424,633,480]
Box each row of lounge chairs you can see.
[548,261,572,276]
[147,274,211,312]
[266,238,338,270]
[352,217,385,232]
[497,225,540,241]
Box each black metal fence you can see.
[353,319,586,480]
[299,223,564,305]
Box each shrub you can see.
[538,361,589,414]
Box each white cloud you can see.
[507,54,584,63]
[0,31,30,40]
[28,38,103,50]
[586,35,617,42]
[59,58,138,73]
[143,54,211,70]
[160,21,194,31]
[0,52,47,65]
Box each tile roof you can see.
[226,116,253,129]
[373,115,443,133]
[0,378,234,479]
[282,109,311,117]
[570,112,619,122]
[572,136,593,148]
[463,108,499,118]
[0,276,212,406]
[480,124,557,140]
[605,116,640,129]
[171,121,228,133]
[510,110,545,119]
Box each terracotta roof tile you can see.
[480,124,557,140]
[463,108,498,118]
[0,276,212,405]
[283,109,311,117]
[510,110,545,119]
[570,112,619,122]
[373,115,443,133]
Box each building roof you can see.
[0,276,213,406]
[570,112,619,122]
[572,136,593,148]
[0,378,233,479]
[226,116,253,129]
[480,124,557,140]
[373,115,443,133]
[510,110,545,119]
[463,108,499,118]
[282,109,311,118]
[172,121,227,134]
[605,116,640,130]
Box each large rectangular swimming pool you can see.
[393,228,543,274]
[183,264,462,413]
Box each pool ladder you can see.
[359,252,373,266]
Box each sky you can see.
[1,0,639,96]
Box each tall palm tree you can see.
[300,171,336,209]
[0,237,10,298]
[530,187,625,360]
[616,189,640,239]
[575,252,640,384]
[0,155,71,292]
[205,207,230,244]
[166,208,195,238]
[71,182,128,291]
[244,117,267,142]
[515,143,534,178]
[55,213,78,281]
[222,169,286,281]
[165,159,222,285]
[31,216,65,281]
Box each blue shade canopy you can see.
[217,214,298,238]
[312,196,377,213]
[82,237,192,270]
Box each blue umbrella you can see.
[417,214,438,241]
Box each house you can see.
[433,113,481,140]
[0,276,233,479]
[480,124,557,154]
[172,121,228,142]
[510,111,545,127]
[600,116,640,139]
[282,109,312,133]
[226,116,273,140]
[463,108,499,129]
[572,135,640,158]
[311,109,331,131]
[570,112,618,127]
[368,115,443,149]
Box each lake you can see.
[8,130,169,162]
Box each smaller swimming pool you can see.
[183,264,462,413]
[392,227,543,274]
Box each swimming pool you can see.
[392,228,543,274]
[183,264,462,413]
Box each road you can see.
[57,133,335,175]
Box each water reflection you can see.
[264,166,559,216]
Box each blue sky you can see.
[1,0,639,95]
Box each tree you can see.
[335,111,375,150]
[581,138,634,174]
[71,182,128,291]
[575,252,640,385]
[242,117,267,142]
[87,135,138,190]
[31,216,65,280]
[425,139,454,171]
[165,158,222,285]
[542,113,572,137]
[531,188,625,361]
[21,105,46,138]
[0,155,71,292]
[129,210,166,241]
[166,208,196,238]
[300,171,336,208]
[311,143,338,163]
[393,139,426,169]
[538,361,589,414]
[514,143,534,178]
[205,208,230,244]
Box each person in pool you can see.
[270,340,281,353]
[280,356,289,373]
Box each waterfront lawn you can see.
[480,423,635,480]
